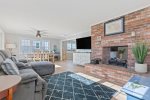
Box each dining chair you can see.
[33,51,42,61]
[49,52,54,63]
[42,51,49,61]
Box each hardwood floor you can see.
[55,60,86,74]
[54,60,127,100]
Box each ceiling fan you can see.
[28,28,48,38]
[36,30,44,38]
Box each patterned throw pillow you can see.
[1,58,20,75]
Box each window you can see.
[41,41,49,51]
[20,39,49,54]
[33,41,40,49]
[72,43,76,50]
[67,42,72,51]
[21,40,30,46]
[67,40,76,51]
[21,40,31,54]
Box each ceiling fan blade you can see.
[42,34,48,37]
[30,27,38,31]
[39,30,48,32]
[40,31,48,34]
[42,33,48,35]
[42,34,48,36]
[25,30,37,34]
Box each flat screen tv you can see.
[76,36,91,49]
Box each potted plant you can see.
[132,43,148,73]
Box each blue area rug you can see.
[44,71,117,100]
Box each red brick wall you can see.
[91,6,150,68]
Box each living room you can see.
[0,0,150,100]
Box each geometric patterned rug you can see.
[44,71,117,100]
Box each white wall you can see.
[63,31,91,41]
[5,33,61,58]
[0,28,5,50]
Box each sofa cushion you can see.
[0,50,11,58]
[0,52,6,60]
[19,68,47,92]
[1,58,20,75]
[0,52,5,75]
[30,61,55,76]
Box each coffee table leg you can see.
[6,88,13,100]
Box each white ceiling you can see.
[0,0,149,39]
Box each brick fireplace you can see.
[91,6,150,69]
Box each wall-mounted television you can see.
[76,36,91,49]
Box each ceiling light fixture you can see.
[36,30,41,38]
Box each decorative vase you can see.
[135,63,147,73]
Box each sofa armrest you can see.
[19,69,38,84]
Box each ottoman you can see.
[30,61,55,76]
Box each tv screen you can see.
[76,37,91,49]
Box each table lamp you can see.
[6,43,16,55]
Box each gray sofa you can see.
[0,50,55,76]
[0,50,55,100]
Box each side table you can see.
[0,75,21,100]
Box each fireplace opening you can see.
[103,46,128,68]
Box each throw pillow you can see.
[1,58,20,75]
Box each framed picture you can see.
[35,41,40,49]
[104,17,125,36]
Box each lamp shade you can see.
[6,43,16,49]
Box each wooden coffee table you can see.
[0,75,21,100]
